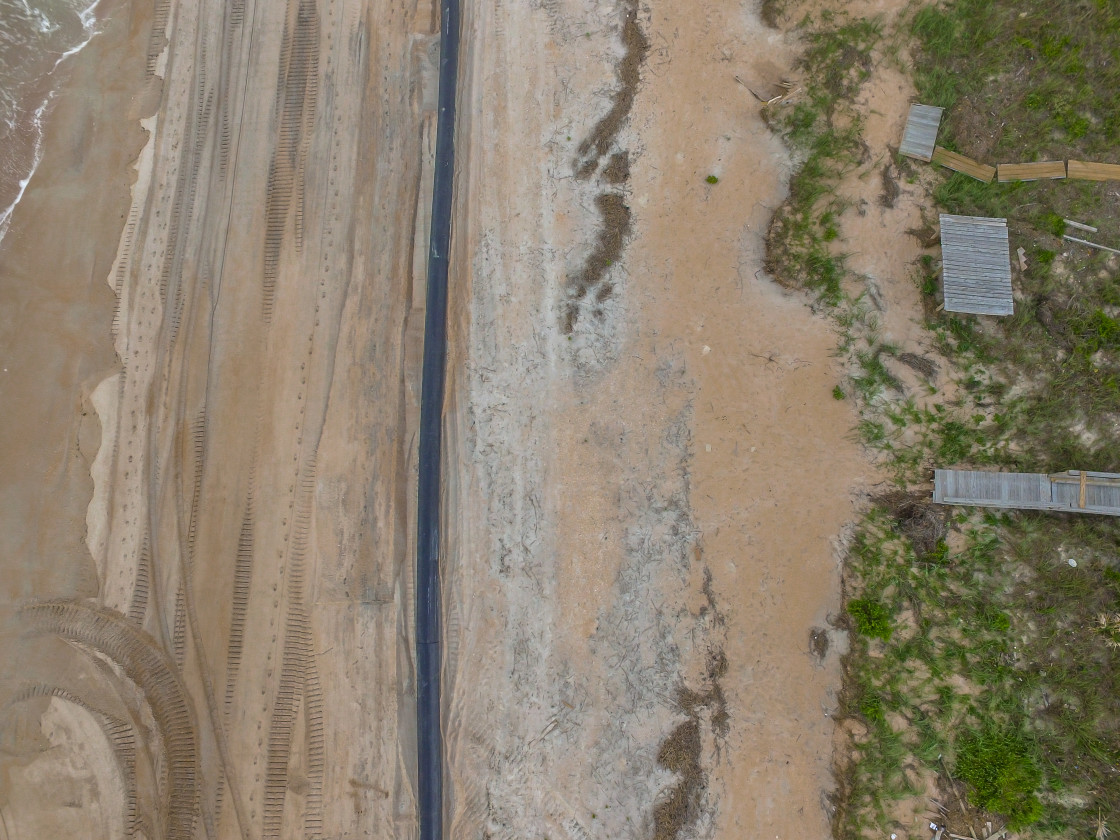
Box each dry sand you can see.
[0,0,926,837]
[445,2,880,840]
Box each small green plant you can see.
[859,693,886,724]
[705,174,719,184]
[926,539,950,564]
[848,598,892,641]
[833,384,846,400]
[920,272,939,298]
[955,729,1043,830]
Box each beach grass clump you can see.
[955,728,1043,830]
[847,598,892,641]
[763,15,882,304]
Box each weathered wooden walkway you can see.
[934,469,1120,516]
[939,214,1014,316]
[997,161,1067,182]
[1067,160,1120,181]
[900,104,944,162]
[932,146,995,182]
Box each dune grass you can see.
[764,2,1120,837]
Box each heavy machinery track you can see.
[20,601,200,840]
[10,685,143,838]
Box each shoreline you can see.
[0,0,109,243]
[0,0,152,679]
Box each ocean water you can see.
[0,0,100,242]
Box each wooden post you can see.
[1080,470,1087,509]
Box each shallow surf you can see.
[0,0,102,242]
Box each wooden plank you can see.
[997,161,1067,182]
[1063,235,1120,256]
[1067,160,1120,182]
[941,213,1006,226]
[900,104,944,162]
[931,146,995,182]
[1063,218,1098,233]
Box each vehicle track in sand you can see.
[21,600,200,840]
[6,0,437,835]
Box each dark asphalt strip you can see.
[416,0,460,838]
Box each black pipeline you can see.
[416,0,460,837]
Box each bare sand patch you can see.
[446,1,878,838]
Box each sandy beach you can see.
[0,0,901,837]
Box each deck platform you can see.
[900,104,944,162]
[934,469,1120,516]
[939,214,1014,316]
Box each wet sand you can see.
[0,0,147,682]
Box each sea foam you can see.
[0,0,103,246]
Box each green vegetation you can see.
[847,598,893,641]
[838,508,1120,837]
[907,0,1120,476]
[763,15,882,304]
[705,174,719,184]
[956,728,1043,830]
[762,2,1120,838]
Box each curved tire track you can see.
[20,600,200,840]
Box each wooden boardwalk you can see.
[997,161,1067,182]
[1067,160,1120,181]
[939,214,1014,316]
[931,146,995,182]
[900,104,944,162]
[934,469,1120,516]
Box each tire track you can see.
[20,601,200,840]
[262,451,323,839]
[262,0,320,324]
[128,531,151,623]
[10,685,142,838]
[172,584,187,666]
[223,491,255,718]
[146,0,173,77]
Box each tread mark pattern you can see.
[21,601,200,840]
